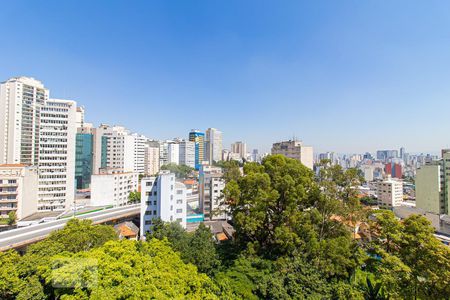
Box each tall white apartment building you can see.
[0,164,38,220]
[179,140,195,168]
[0,77,48,165]
[90,169,138,207]
[38,99,77,211]
[168,143,179,165]
[271,140,314,169]
[132,133,148,174]
[144,141,160,175]
[199,165,227,220]
[231,141,247,159]
[376,176,403,209]
[205,128,223,164]
[140,171,187,237]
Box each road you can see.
[0,204,140,251]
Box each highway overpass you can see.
[0,204,140,251]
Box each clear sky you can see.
[1,1,450,154]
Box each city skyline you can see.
[2,1,450,153]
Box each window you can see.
[145,220,152,225]
[176,200,183,204]
[153,210,157,215]
[153,191,157,196]
[146,181,152,186]
[153,200,157,205]
[176,209,182,213]
[145,211,151,215]
[145,192,151,196]
[170,205,173,211]
[176,190,183,194]
[176,218,182,223]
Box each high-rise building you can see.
[416,149,450,215]
[189,130,205,170]
[179,140,195,168]
[205,128,223,164]
[199,165,227,220]
[271,140,314,169]
[400,147,406,160]
[231,141,247,159]
[75,129,94,189]
[132,133,148,174]
[144,141,160,175]
[385,162,403,179]
[92,125,138,173]
[376,176,403,209]
[38,99,77,211]
[0,77,48,165]
[0,164,38,220]
[376,150,398,162]
[140,171,187,236]
[251,149,260,162]
[168,143,180,165]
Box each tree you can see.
[148,220,220,275]
[7,211,16,225]
[127,190,141,204]
[187,223,220,275]
[43,239,219,299]
[0,251,23,299]
[398,215,450,299]
[160,163,194,179]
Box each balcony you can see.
[0,190,17,195]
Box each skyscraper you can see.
[0,77,48,165]
[38,99,77,211]
[189,130,205,169]
[205,128,223,164]
[179,140,195,168]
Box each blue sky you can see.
[1,1,450,154]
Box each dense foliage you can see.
[1,155,449,299]
[160,163,194,178]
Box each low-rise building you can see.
[140,171,187,237]
[90,169,138,207]
[0,164,38,220]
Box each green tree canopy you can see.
[160,163,194,179]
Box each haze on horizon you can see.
[1,1,450,154]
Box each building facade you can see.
[140,171,187,236]
[0,164,38,220]
[416,149,450,215]
[271,140,314,169]
[179,140,195,168]
[90,169,138,207]
[189,130,205,169]
[144,141,160,175]
[38,99,76,211]
[205,128,223,164]
[377,177,403,209]
[231,141,247,159]
[199,165,227,220]
[0,77,48,165]
[75,131,93,189]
